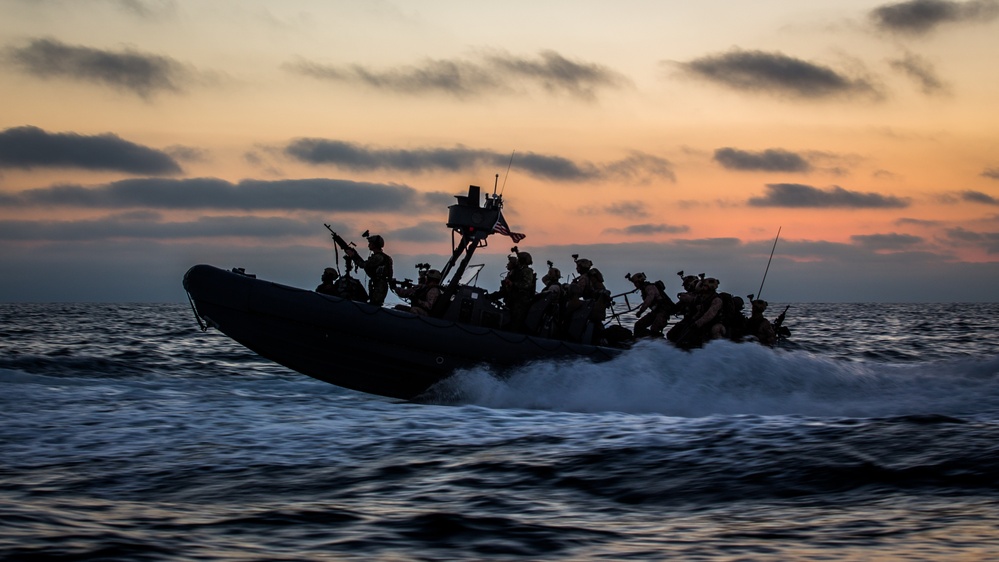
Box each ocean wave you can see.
[430,341,999,417]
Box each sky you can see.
[1,0,998,302]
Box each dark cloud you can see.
[110,0,178,19]
[896,217,943,226]
[888,52,948,95]
[0,126,182,174]
[386,221,452,244]
[4,232,999,302]
[0,214,316,241]
[285,50,628,100]
[960,190,999,205]
[604,202,649,218]
[677,49,880,100]
[0,177,451,212]
[5,38,192,98]
[982,167,999,180]
[601,151,677,183]
[164,145,209,163]
[851,233,924,249]
[870,0,999,35]
[714,147,812,172]
[944,227,999,253]
[748,183,911,208]
[602,223,690,236]
[285,139,675,184]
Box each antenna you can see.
[500,150,515,196]
[756,227,782,301]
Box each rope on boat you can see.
[186,291,208,332]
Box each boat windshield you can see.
[460,264,484,286]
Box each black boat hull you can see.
[183,264,621,400]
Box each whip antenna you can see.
[756,226,781,301]
[500,150,515,196]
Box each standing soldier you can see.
[345,233,393,306]
[498,249,537,332]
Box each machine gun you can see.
[324,224,365,274]
[773,304,792,338]
[391,263,431,295]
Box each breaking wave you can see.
[432,341,999,418]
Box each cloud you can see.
[604,202,650,218]
[944,227,999,253]
[982,167,999,179]
[284,139,676,183]
[5,37,193,98]
[602,223,690,236]
[870,0,999,35]
[0,126,182,174]
[676,49,881,100]
[0,177,451,212]
[285,50,628,100]
[748,183,911,208]
[0,214,317,241]
[386,221,452,244]
[851,232,925,249]
[164,145,209,163]
[109,0,178,19]
[713,147,812,172]
[896,217,943,226]
[960,190,999,205]
[888,51,949,95]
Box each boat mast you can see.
[438,184,501,302]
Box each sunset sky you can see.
[2,0,998,302]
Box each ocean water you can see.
[2,302,999,561]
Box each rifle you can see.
[324,224,365,273]
[773,304,792,338]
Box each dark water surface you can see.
[2,303,999,560]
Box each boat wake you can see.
[425,341,999,418]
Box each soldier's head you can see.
[682,275,699,291]
[628,272,647,286]
[426,269,443,284]
[575,258,592,273]
[517,251,533,266]
[367,234,385,250]
[542,267,561,286]
[732,296,745,311]
[506,255,518,270]
[322,267,339,282]
[697,277,719,293]
[752,299,768,312]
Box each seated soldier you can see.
[628,272,673,338]
[746,299,778,346]
[410,269,443,315]
[316,267,339,295]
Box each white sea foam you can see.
[436,341,999,418]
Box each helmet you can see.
[752,299,768,311]
[575,258,592,270]
[542,267,561,285]
[426,269,443,281]
[703,277,719,291]
[367,234,384,248]
[682,275,699,291]
[630,272,647,284]
[517,252,533,265]
[322,267,339,280]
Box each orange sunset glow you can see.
[1,0,998,301]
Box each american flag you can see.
[492,212,526,243]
